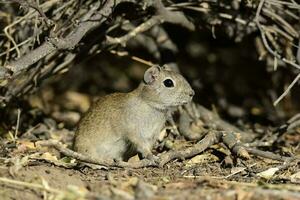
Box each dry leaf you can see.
[31,152,76,168]
[186,153,219,166]
[290,171,300,183]
[40,152,58,161]
[13,140,36,154]
[257,167,279,180]
[128,155,140,163]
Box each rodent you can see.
[73,65,194,162]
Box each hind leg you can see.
[94,138,127,160]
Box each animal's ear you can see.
[144,65,161,84]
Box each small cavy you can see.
[73,65,194,162]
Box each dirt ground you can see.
[0,138,300,200]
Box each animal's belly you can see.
[142,123,164,144]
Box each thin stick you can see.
[273,73,300,106]
[262,8,298,38]
[11,0,53,28]
[106,16,163,46]
[3,0,60,59]
[131,56,153,67]
[245,147,289,161]
[297,39,300,64]
[224,163,257,179]
[0,177,60,194]
[14,109,21,140]
[0,177,107,199]
[109,50,153,67]
[255,0,300,106]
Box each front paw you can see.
[146,154,160,165]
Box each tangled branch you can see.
[0,0,299,106]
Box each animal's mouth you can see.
[171,96,193,107]
[178,98,193,105]
[184,96,194,104]
[182,100,188,104]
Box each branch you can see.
[244,147,289,162]
[106,16,163,46]
[159,131,222,166]
[255,0,300,106]
[3,0,114,77]
[36,140,157,169]
[196,105,256,142]
[154,0,195,30]
[11,0,54,28]
[159,130,290,166]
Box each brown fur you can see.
[73,66,194,161]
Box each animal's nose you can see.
[189,90,195,97]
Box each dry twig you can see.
[36,140,157,168]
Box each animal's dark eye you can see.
[163,79,174,87]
